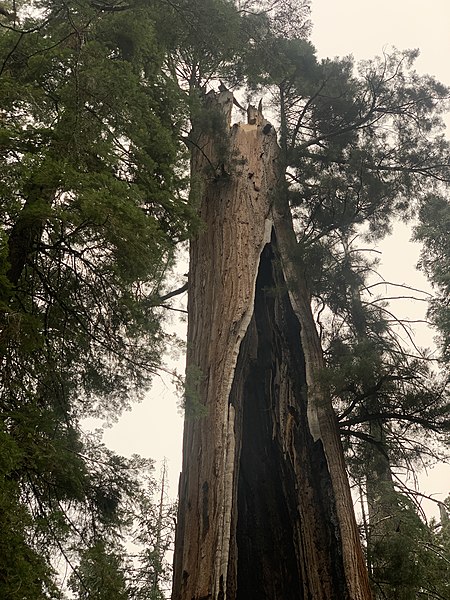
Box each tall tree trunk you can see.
[342,261,401,597]
[6,185,53,287]
[172,93,372,600]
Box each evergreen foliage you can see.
[415,195,450,363]
[1,0,186,596]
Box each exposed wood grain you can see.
[173,100,278,600]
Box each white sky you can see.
[96,0,450,517]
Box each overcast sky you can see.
[309,0,450,515]
[96,0,450,516]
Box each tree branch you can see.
[158,282,188,303]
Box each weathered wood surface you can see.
[172,92,372,600]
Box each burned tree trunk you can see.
[172,93,372,600]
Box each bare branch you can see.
[158,282,188,303]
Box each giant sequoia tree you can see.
[173,93,372,600]
[172,20,450,600]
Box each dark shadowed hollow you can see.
[230,237,348,599]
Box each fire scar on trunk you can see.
[172,92,372,600]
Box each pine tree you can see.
[310,235,448,598]
[415,195,450,363]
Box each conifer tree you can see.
[0,0,190,595]
[172,6,450,599]
[1,1,449,598]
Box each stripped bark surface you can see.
[172,93,372,600]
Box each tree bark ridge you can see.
[173,102,278,600]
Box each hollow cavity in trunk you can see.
[228,236,347,600]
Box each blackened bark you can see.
[231,239,349,599]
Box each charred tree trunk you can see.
[172,93,372,600]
